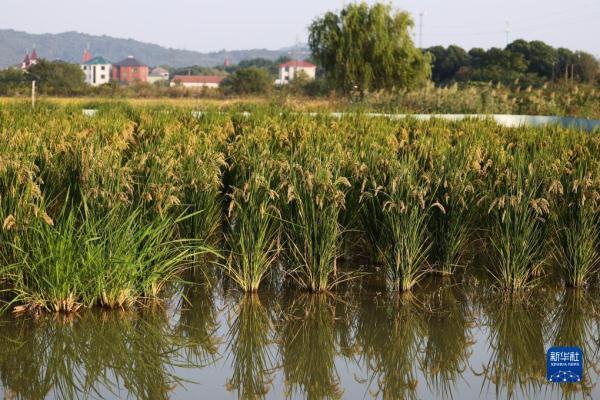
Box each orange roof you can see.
[82,49,92,63]
[279,60,316,68]
[172,75,225,84]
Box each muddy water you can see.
[0,277,598,399]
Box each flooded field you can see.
[1,275,598,399]
[2,105,600,399]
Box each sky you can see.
[1,0,600,56]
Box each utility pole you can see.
[31,80,36,109]
[419,12,425,48]
[504,20,511,47]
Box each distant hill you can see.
[0,29,307,68]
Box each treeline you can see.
[0,42,598,99]
[0,59,87,96]
[428,40,599,86]
[168,56,292,78]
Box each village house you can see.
[276,60,316,84]
[170,75,224,89]
[81,56,112,86]
[148,67,170,84]
[20,49,39,70]
[112,56,149,84]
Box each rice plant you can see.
[429,138,476,274]
[282,148,350,292]
[1,102,600,308]
[487,160,549,290]
[551,162,600,288]
[360,154,432,291]
[222,170,281,292]
[4,202,198,313]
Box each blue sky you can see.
[2,0,599,55]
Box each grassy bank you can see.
[3,81,600,118]
[1,102,600,313]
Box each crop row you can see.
[1,102,600,312]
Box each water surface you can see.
[1,276,598,399]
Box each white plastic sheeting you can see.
[82,109,600,132]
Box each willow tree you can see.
[308,2,431,95]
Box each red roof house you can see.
[277,60,317,84]
[20,49,39,70]
[111,56,149,84]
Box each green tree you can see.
[557,48,577,81]
[574,51,599,83]
[234,58,289,76]
[0,68,28,95]
[308,2,431,94]
[427,45,470,83]
[27,60,86,95]
[220,67,273,95]
[458,47,538,86]
[506,40,558,79]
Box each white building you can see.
[81,56,112,86]
[170,75,224,89]
[276,60,316,85]
[148,67,170,84]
